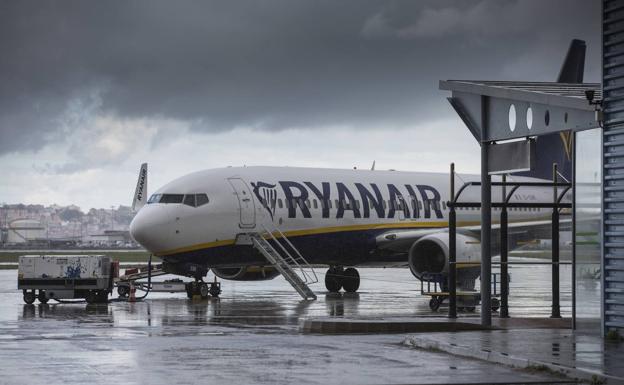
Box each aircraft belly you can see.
[161,228,407,268]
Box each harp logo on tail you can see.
[559,131,573,161]
[251,181,277,220]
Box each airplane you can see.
[128,40,582,301]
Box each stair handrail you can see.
[260,223,318,284]
[250,235,316,299]
[259,224,312,282]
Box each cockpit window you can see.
[196,193,209,207]
[160,194,184,204]
[148,193,207,206]
[183,194,196,207]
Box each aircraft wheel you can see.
[325,268,342,293]
[199,283,209,299]
[209,283,221,297]
[185,283,193,299]
[342,268,360,293]
[23,290,36,305]
[37,291,49,304]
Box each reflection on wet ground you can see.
[0,266,584,384]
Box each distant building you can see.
[6,218,45,244]
[85,230,135,246]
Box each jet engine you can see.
[212,266,280,281]
[408,233,481,286]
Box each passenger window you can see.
[183,194,196,207]
[328,200,332,209]
[278,199,283,209]
[313,199,318,209]
[335,199,339,208]
[382,200,387,210]
[306,199,311,208]
[195,194,209,207]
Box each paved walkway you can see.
[405,329,624,384]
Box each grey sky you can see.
[0,0,601,209]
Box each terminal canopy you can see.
[439,80,601,143]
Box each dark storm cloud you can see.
[0,0,600,155]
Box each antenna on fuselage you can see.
[371,160,376,171]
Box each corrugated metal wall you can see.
[603,0,624,334]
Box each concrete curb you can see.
[299,318,493,334]
[403,336,624,385]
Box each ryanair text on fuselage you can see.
[251,181,443,220]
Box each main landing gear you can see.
[325,267,360,293]
[185,278,221,299]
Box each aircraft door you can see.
[227,178,256,228]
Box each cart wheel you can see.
[467,306,476,312]
[429,296,442,311]
[85,291,97,304]
[491,298,500,312]
[97,291,109,303]
[38,291,49,304]
[23,291,36,305]
[117,285,129,297]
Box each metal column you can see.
[500,175,509,318]
[551,164,561,318]
[481,142,492,326]
[449,163,457,319]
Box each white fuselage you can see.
[129,166,552,266]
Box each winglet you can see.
[557,39,585,83]
[132,163,148,212]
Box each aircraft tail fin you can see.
[557,39,586,83]
[514,39,584,181]
[132,163,148,212]
[515,132,573,180]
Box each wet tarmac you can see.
[0,264,582,384]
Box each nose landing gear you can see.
[325,267,360,293]
[185,278,221,299]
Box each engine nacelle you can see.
[212,266,280,281]
[408,233,481,280]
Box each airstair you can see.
[250,224,318,300]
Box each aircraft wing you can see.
[375,217,572,254]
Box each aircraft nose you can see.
[129,210,149,246]
[129,205,172,252]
